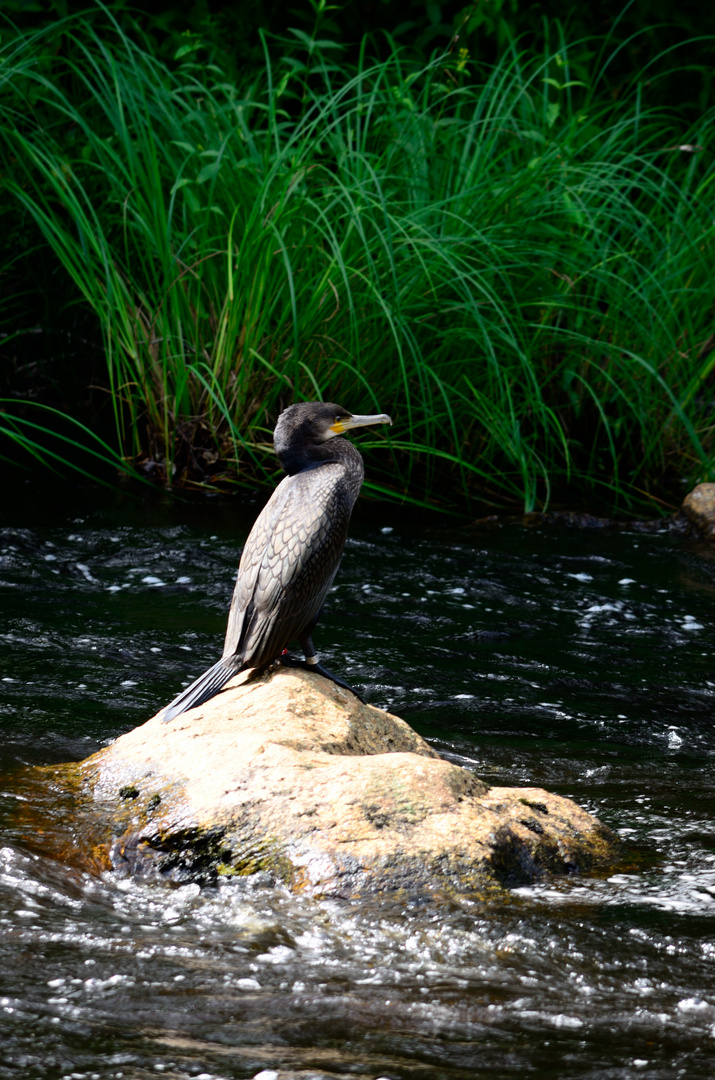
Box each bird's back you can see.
[222,462,354,667]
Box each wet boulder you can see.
[54,667,622,896]
[682,483,715,539]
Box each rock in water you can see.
[682,483,715,539]
[31,667,621,896]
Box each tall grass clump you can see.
[1,8,714,511]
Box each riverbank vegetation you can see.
[2,4,714,513]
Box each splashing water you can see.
[2,485,715,1079]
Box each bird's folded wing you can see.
[222,464,351,663]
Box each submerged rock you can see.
[682,483,715,539]
[46,667,621,896]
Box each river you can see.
[1,481,715,1079]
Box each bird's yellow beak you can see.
[330,412,392,435]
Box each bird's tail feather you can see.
[161,656,244,723]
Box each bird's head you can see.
[274,402,392,473]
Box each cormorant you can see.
[161,401,392,723]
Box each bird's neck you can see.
[277,437,365,501]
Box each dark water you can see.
[2,482,715,1080]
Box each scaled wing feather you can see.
[222,464,351,666]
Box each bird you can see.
[161,401,392,723]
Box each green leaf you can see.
[170,177,195,193]
[174,42,202,60]
[196,160,221,184]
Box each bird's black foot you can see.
[278,652,365,704]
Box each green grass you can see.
[0,400,146,486]
[1,8,714,512]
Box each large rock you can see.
[682,483,715,539]
[37,667,621,896]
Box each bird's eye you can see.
[335,415,342,423]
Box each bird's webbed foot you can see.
[278,650,365,704]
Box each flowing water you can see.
[2,481,715,1080]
